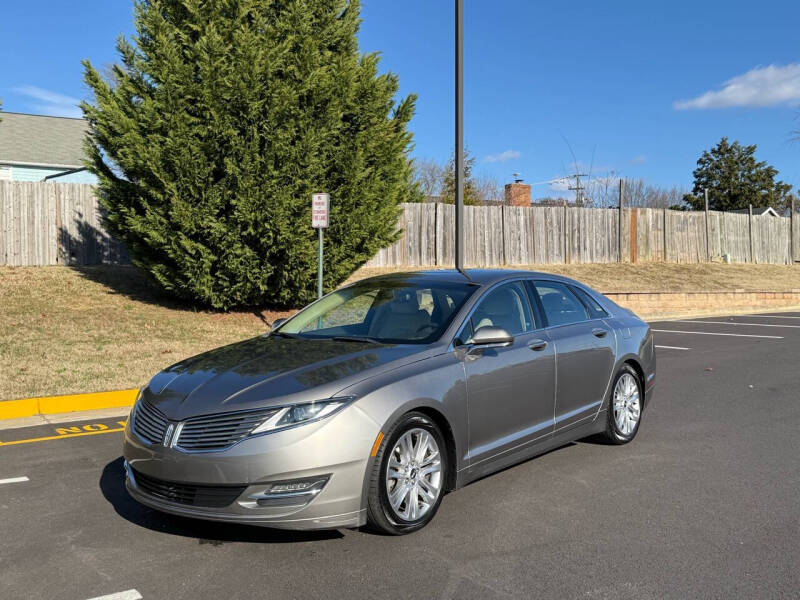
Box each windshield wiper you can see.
[331,336,381,344]
[270,331,300,339]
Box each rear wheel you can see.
[604,365,643,444]
[366,412,447,535]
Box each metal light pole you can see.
[454,0,465,272]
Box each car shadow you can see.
[100,457,344,544]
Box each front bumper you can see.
[122,405,379,530]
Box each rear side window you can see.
[533,281,589,327]
[571,286,609,319]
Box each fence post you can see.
[618,179,624,262]
[563,203,569,264]
[500,204,506,265]
[663,208,668,262]
[630,208,638,263]
[54,184,63,265]
[791,196,796,264]
[748,204,754,263]
[704,188,710,262]
[433,202,439,266]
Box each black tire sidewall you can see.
[373,413,447,534]
[607,365,643,443]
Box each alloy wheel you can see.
[384,428,442,521]
[613,372,641,436]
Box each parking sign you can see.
[312,193,329,228]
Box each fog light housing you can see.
[240,475,330,509]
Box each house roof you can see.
[0,112,89,168]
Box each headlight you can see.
[250,398,353,435]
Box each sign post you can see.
[311,193,329,299]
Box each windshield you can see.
[276,279,477,344]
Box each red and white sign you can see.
[311,193,329,228]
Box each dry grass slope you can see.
[0,267,292,401]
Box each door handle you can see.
[527,339,548,351]
[592,328,608,338]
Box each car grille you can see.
[132,400,169,445]
[175,408,279,451]
[131,468,245,508]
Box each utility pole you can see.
[567,172,589,206]
[454,0,465,272]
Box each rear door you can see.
[529,281,616,433]
[459,281,556,467]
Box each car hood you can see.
[142,335,432,421]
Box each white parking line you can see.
[734,314,800,319]
[653,330,783,339]
[0,476,29,485]
[85,590,142,600]
[655,345,691,350]
[672,320,800,329]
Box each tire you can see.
[366,412,447,535]
[604,365,644,445]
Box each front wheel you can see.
[366,412,447,535]
[604,365,643,444]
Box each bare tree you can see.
[414,154,503,205]
[414,158,447,199]
[623,178,687,209]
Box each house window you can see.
[0,166,12,181]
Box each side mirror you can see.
[271,317,287,330]
[470,326,513,346]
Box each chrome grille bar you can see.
[132,401,169,445]
[176,408,278,451]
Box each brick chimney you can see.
[504,177,531,206]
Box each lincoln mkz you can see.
[123,270,655,534]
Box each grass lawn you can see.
[2,262,800,401]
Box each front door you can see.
[531,281,616,432]
[459,281,556,468]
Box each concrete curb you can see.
[0,389,138,420]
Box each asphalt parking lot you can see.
[2,312,799,600]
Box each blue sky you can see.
[2,1,799,196]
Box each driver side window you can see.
[470,282,534,337]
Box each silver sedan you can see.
[123,269,655,534]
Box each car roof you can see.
[358,269,583,288]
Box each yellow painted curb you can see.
[0,389,139,420]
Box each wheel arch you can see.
[409,406,458,492]
[622,356,645,391]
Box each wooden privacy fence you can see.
[1,181,798,267]
[0,181,127,266]
[366,203,800,267]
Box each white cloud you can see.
[674,64,800,110]
[484,149,521,163]
[13,85,82,118]
[547,177,572,196]
[630,155,647,165]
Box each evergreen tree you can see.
[684,137,791,212]
[82,0,421,309]
[441,149,482,205]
